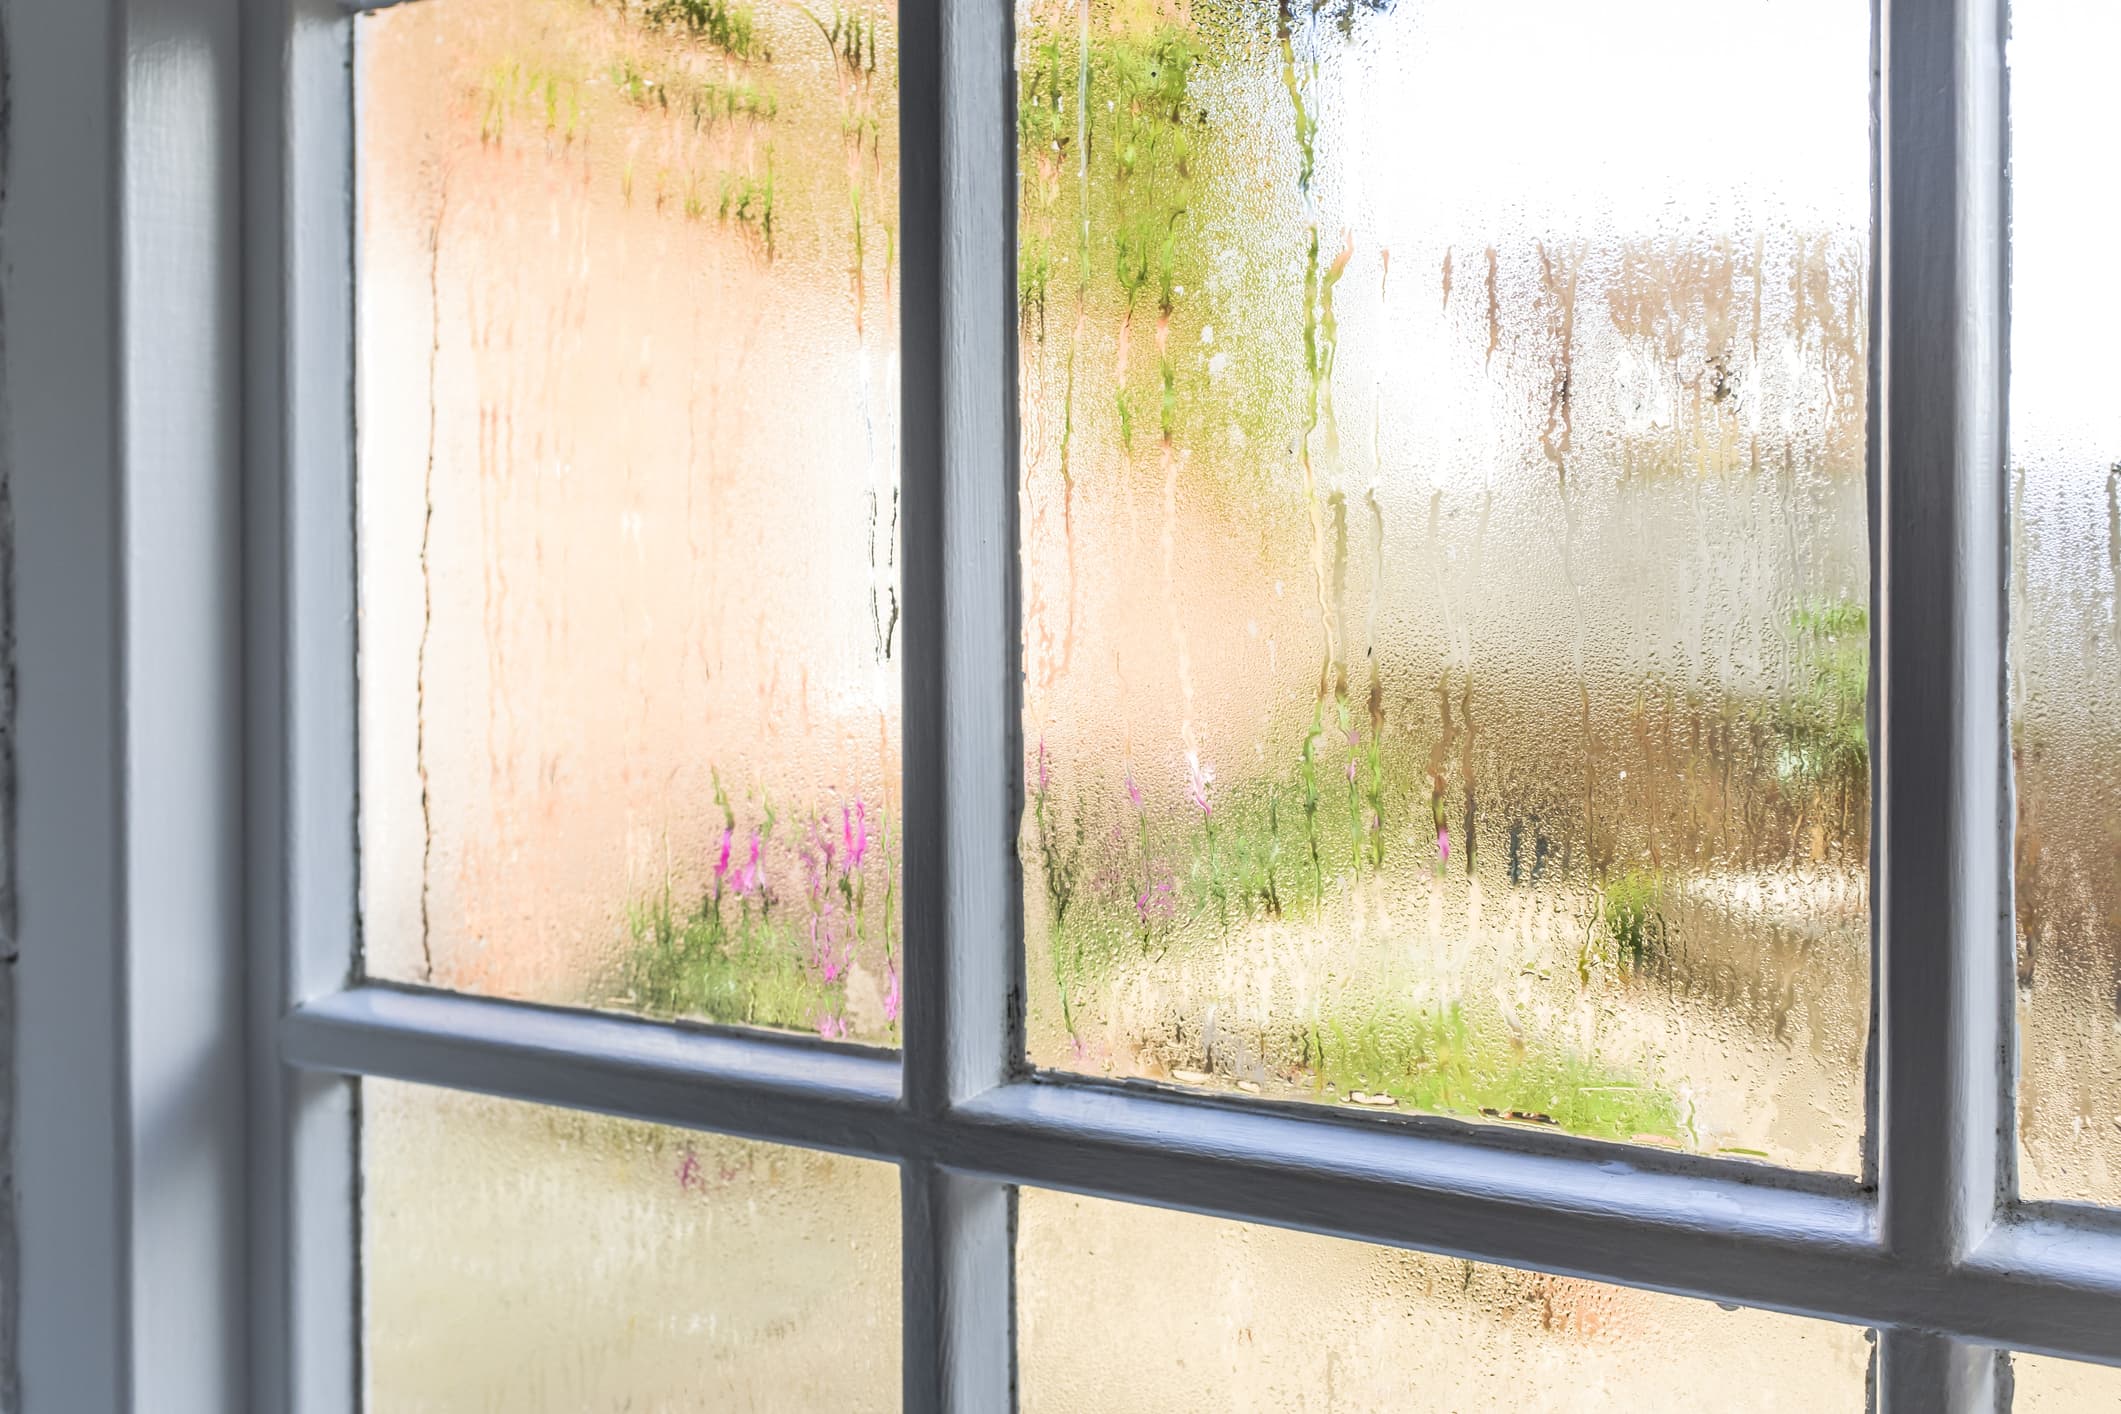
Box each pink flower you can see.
[807,905,845,982]
[677,1146,702,1191]
[1136,875,1177,922]
[712,827,733,886]
[1185,752,1216,819]
[1437,826,1450,864]
[842,800,869,872]
[1124,773,1144,810]
[882,962,901,1024]
[1346,757,1359,784]
[731,830,766,897]
[816,1013,850,1041]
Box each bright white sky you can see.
[1347,0,1872,238]
[1329,0,2110,459]
[2009,1,2120,459]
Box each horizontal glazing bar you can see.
[943,1080,1881,1325]
[1961,1215,2121,1368]
[284,984,2121,1368]
[282,985,908,1160]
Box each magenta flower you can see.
[712,826,733,887]
[809,929,845,983]
[1136,875,1177,922]
[806,896,846,981]
[882,961,901,1024]
[676,1146,702,1192]
[1437,826,1450,864]
[731,829,766,897]
[1185,752,1216,819]
[842,800,869,872]
[816,1012,850,1041]
[1124,772,1144,810]
[1346,757,1359,784]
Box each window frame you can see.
[19,0,2121,1407]
[262,0,2121,1402]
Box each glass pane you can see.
[1017,0,1871,1167]
[2013,1353,2121,1411]
[1019,1188,1872,1410]
[363,1080,901,1410]
[2011,0,2121,1205]
[357,0,904,1044]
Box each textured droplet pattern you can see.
[357,0,904,1044]
[363,1080,901,1409]
[1018,1188,1872,1412]
[2010,0,2121,1207]
[1017,0,1872,1169]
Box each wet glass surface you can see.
[358,0,904,1044]
[1018,0,1872,1169]
[1019,1186,1873,1412]
[2010,0,2121,1206]
[363,1080,902,1411]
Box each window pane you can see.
[1016,0,1871,1168]
[357,0,904,1044]
[2013,1353,2121,1411]
[2010,0,2121,1205]
[1019,1188,1871,1410]
[363,1081,901,1409]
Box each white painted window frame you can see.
[13,0,2121,1408]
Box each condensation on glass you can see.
[2011,1353,2121,1411]
[2010,0,2121,1206]
[1015,0,1872,1168]
[357,0,904,1044]
[363,1081,902,1410]
[1018,1189,1873,1411]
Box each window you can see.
[10,0,2121,1409]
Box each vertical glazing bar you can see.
[1881,1331,2004,1412]
[900,0,1022,1405]
[901,1164,1017,1412]
[1876,0,2012,1407]
[245,0,362,1409]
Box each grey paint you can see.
[241,1,361,1405]
[1875,0,2013,1403]
[11,0,127,1398]
[10,0,248,1405]
[0,0,16,1402]
[896,0,1021,1405]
